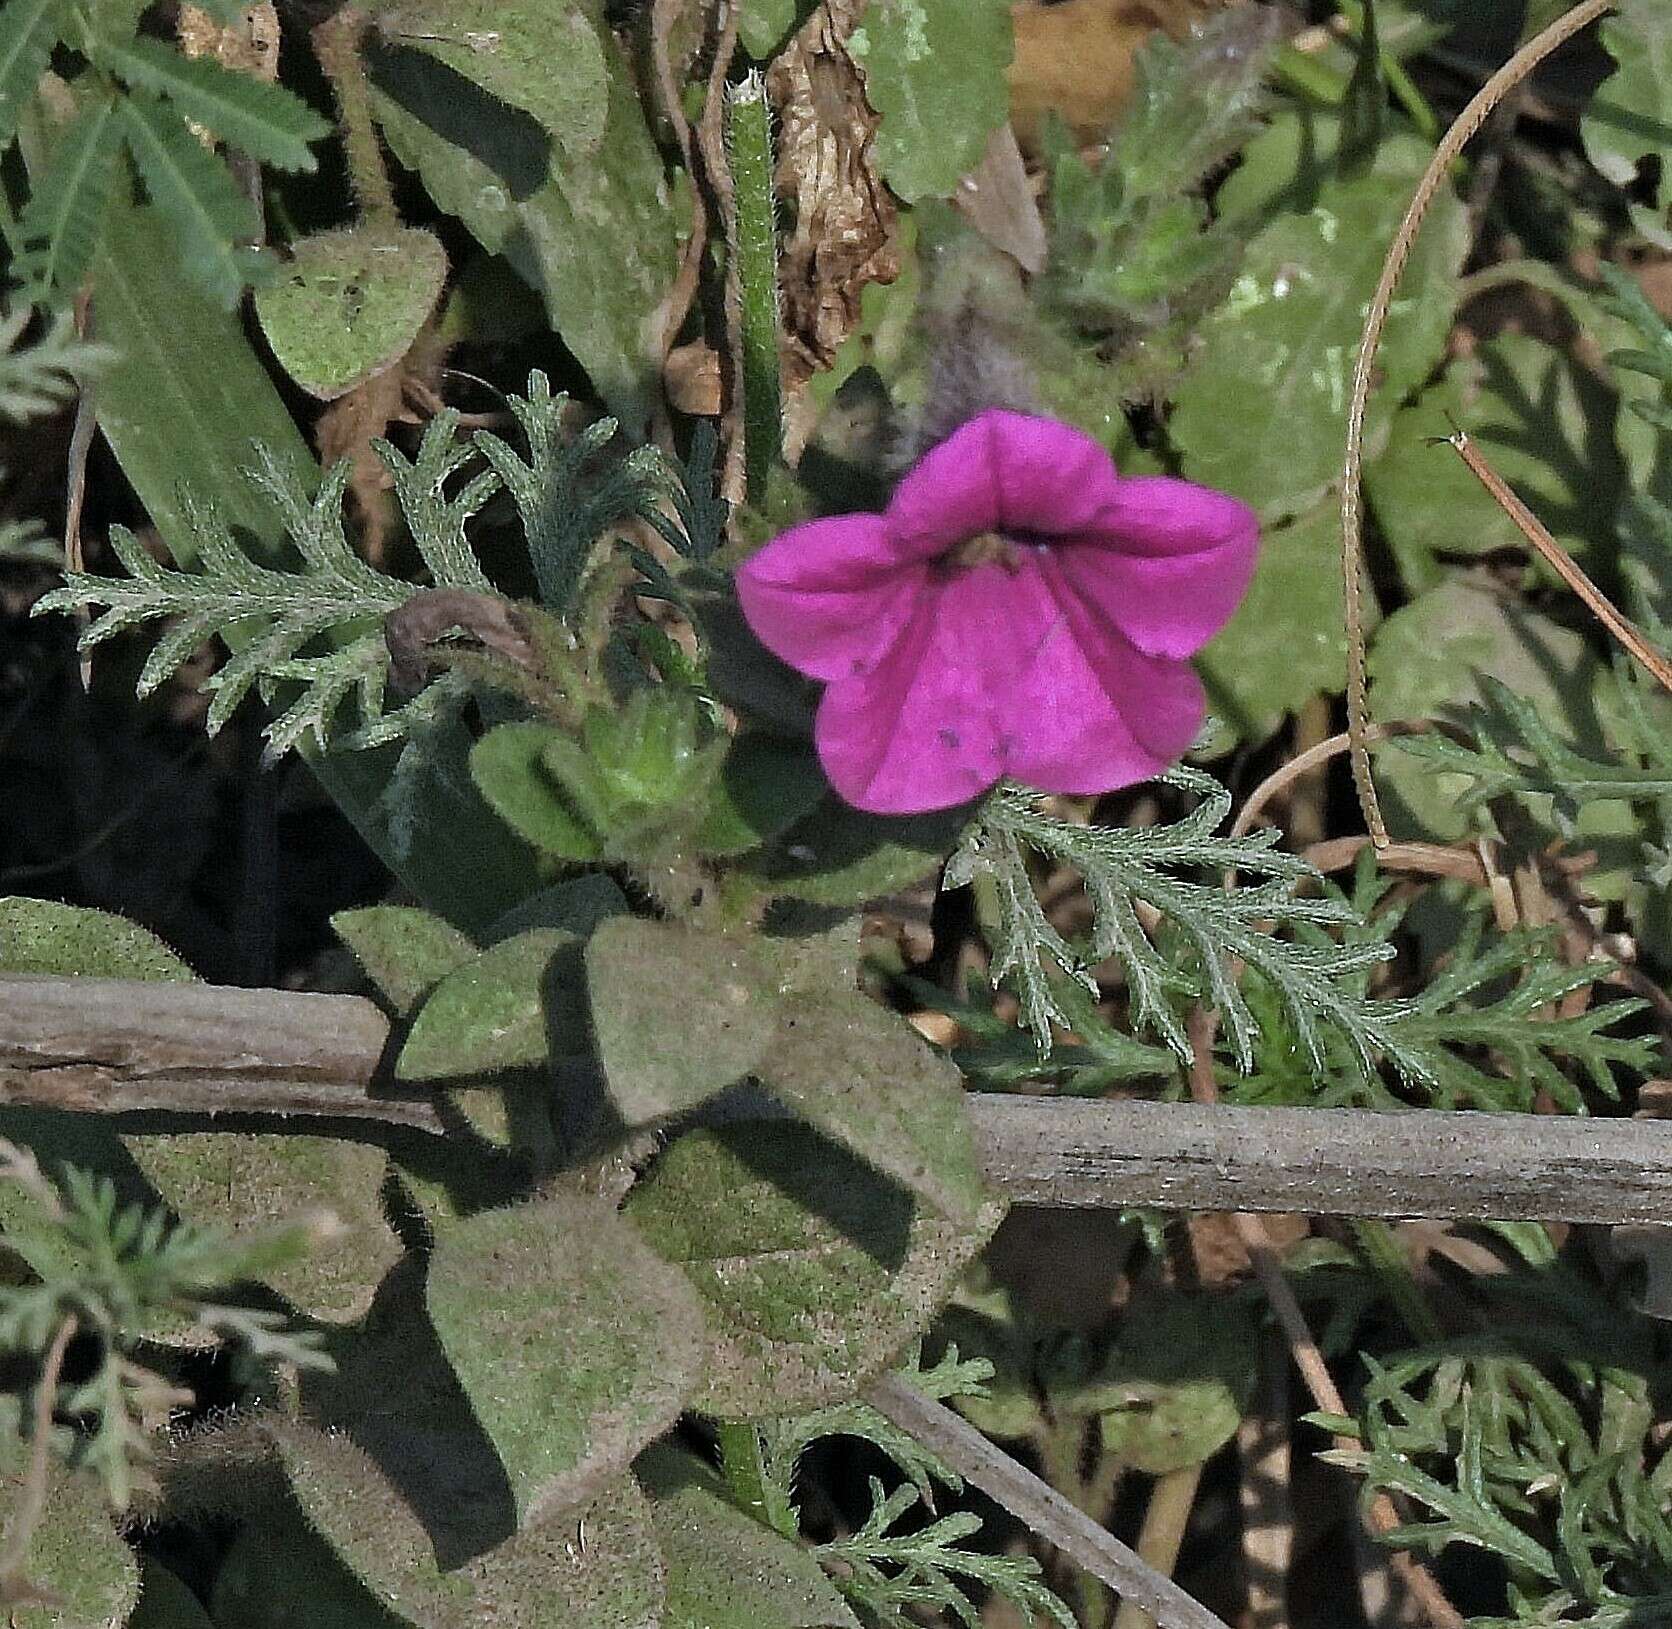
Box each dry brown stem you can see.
[1340,0,1617,849]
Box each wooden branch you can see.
[4,978,1672,1225]
[865,1374,1234,1629]
[0,976,428,1131]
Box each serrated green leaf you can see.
[849,0,1012,203]
[122,1133,402,1324]
[372,0,607,156]
[14,92,122,297]
[332,904,477,1012]
[0,896,195,979]
[1198,497,1364,748]
[694,735,828,857]
[397,927,584,1080]
[367,3,675,433]
[758,990,987,1224]
[1367,334,1626,594]
[254,225,447,400]
[118,91,265,307]
[0,0,68,154]
[427,1192,707,1524]
[648,1456,860,1628]
[626,1121,1004,1416]
[470,720,603,861]
[584,917,783,1126]
[1172,140,1468,520]
[0,1462,139,1629]
[1582,0,1672,243]
[97,34,329,171]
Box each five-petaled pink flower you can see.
[735,410,1260,815]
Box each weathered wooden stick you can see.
[4,976,1671,1224]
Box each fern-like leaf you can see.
[0,304,106,420]
[819,1480,1077,1629]
[118,90,265,307]
[475,373,669,612]
[0,0,69,154]
[959,770,1406,1073]
[14,92,123,298]
[97,35,329,172]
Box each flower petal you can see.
[885,410,1124,557]
[996,553,1204,794]
[1056,477,1259,659]
[813,562,1027,814]
[734,514,925,682]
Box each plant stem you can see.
[1112,1463,1206,1629]
[310,7,397,228]
[725,72,782,508]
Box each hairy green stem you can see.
[725,72,781,507]
[716,1420,799,1541]
[310,8,396,227]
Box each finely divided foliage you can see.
[7,5,1672,1629]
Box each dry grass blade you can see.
[1438,426,1672,693]
[1340,0,1616,849]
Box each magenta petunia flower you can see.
[735,409,1260,815]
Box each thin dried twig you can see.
[1340,0,1616,849]
[0,1313,77,1595]
[865,1373,1236,1629]
[1185,1009,1465,1629]
[1438,426,1672,693]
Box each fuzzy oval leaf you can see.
[427,1192,706,1524]
[0,896,194,979]
[373,0,608,156]
[131,1558,215,1629]
[483,872,628,943]
[648,1461,859,1629]
[123,1132,402,1324]
[462,1474,665,1629]
[758,990,987,1223]
[255,226,447,400]
[626,1121,1005,1415]
[397,927,583,1081]
[1,1463,139,1629]
[850,0,1013,203]
[1172,143,1468,520]
[731,797,970,906]
[332,904,477,1012]
[585,917,783,1125]
[693,736,829,857]
[209,1504,411,1629]
[281,1408,669,1628]
[470,721,603,861]
[273,1421,476,1629]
